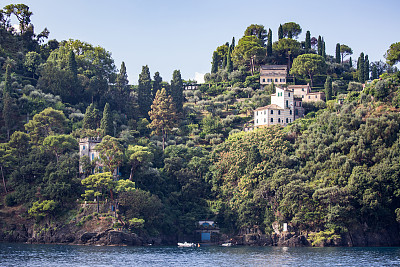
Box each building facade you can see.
[260,65,288,87]
[79,137,101,174]
[287,83,325,102]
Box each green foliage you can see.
[81,172,115,200]
[138,65,153,118]
[324,76,333,101]
[385,42,400,66]
[95,136,124,173]
[335,43,341,64]
[244,24,267,43]
[28,200,57,220]
[281,22,302,38]
[305,31,311,50]
[290,54,326,87]
[42,134,77,163]
[171,70,184,114]
[100,103,113,136]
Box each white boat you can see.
[221,242,232,247]
[177,242,197,247]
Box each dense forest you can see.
[1,4,400,245]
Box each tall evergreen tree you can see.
[364,55,369,81]
[116,61,129,94]
[226,51,233,72]
[100,103,113,136]
[305,30,311,50]
[211,51,219,73]
[371,65,378,80]
[230,37,235,52]
[170,70,184,114]
[288,31,293,39]
[3,65,13,140]
[335,43,341,63]
[222,54,227,69]
[349,57,353,68]
[278,24,283,40]
[324,76,333,101]
[152,72,162,99]
[317,36,322,56]
[67,50,78,77]
[267,28,272,56]
[82,103,100,130]
[138,65,153,118]
[322,40,326,59]
[358,53,365,83]
[148,88,178,150]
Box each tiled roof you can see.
[254,104,284,111]
[260,65,288,70]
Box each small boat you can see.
[221,242,232,247]
[177,242,197,247]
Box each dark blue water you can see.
[0,243,399,266]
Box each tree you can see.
[82,103,100,130]
[67,50,78,77]
[266,28,272,56]
[325,76,333,101]
[230,37,235,52]
[138,65,153,118]
[371,65,378,80]
[340,44,353,63]
[317,36,322,56]
[272,38,301,66]
[100,103,113,136]
[322,40,326,59]
[282,22,302,38]
[95,136,124,175]
[81,172,116,212]
[335,43,341,64]
[116,61,129,94]
[232,36,266,75]
[278,24,283,40]
[290,54,326,87]
[24,107,67,144]
[358,52,365,83]
[364,55,369,81]
[170,70,184,114]
[305,31,311,50]
[28,200,57,221]
[148,88,178,150]
[211,51,219,73]
[226,51,233,72]
[43,134,77,164]
[244,24,267,44]
[152,72,162,99]
[24,51,41,78]
[2,4,32,33]
[126,145,153,181]
[385,42,400,66]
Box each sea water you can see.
[0,243,399,266]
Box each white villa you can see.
[253,87,304,128]
[287,84,325,102]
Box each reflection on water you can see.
[1,243,400,267]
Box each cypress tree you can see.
[82,103,100,130]
[116,61,129,94]
[211,51,219,73]
[230,37,235,51]
[68,50,78,77]
[322,40,326,59]
[335,43,341,63]
[222,54,227,69]
[138,65,153,118]
[278,24,283,40]
[324,76,333,101]
[349,57,353,68]
[267,28,272,56]
[358,53,365,83]
[364,55,369,81]
[3,65,13,140]
[305,31,311,50]
[170,70,184,114]
[317,36,322,56]
[371,65,378,80]
[4,65,12,94]
[152,72,162,99]
[226,51,233,72]
[100,103,113,136]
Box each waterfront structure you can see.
[195,221,220,243]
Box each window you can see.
[264,111,266,115]
[295,109,298,115]
[264,118,266,122]
[91,153,94,160]
[278,110,281,115]
[256,119,258,123]
[302,95,304,98]
[294,102,296,107]
[300,102,302,106]
[286,100,288,107]
[83,145,86,150]
[290,110,292,115]
[315,95,317,98]
[308,96,311,99]
[288,92,291,97]
[302,88,304,91]
[275,78,278,82]
[262,78,265,82]
[270,118,273,123]
[286,118,289,123]
[271,110,273,114]
[278,118,281,123]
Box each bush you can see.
[5,193,17,207]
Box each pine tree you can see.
[324,76,333,101]
[170,70,184,114]
[138,65,153,118]
[358,53,365,83]
[364,55,369,81]
[116,61,129,94]
[226,51,233,72]
[82,103,100,130]
[148,88,178,150]
[335,43,341,63]
[305,30,311,50]
[100,103,113,136]
[152,72,162,99]
[211,51,219,73]
[267,28,272,56]
[317,36,322,56]
[288,31,293,39]
[278,24,283,40]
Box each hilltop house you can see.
[287,84,325,102]
[253,87,304,129]
[259,65,288,88]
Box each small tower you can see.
[79,137,102,173]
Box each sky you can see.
[4,0,400,84]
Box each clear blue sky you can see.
[5,0,400,84]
